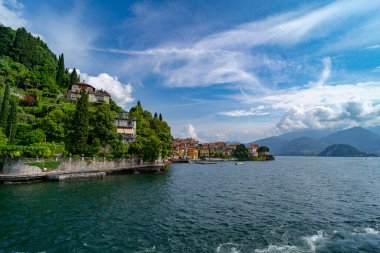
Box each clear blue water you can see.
[1,157,380,252]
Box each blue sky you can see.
[1,0,380,142]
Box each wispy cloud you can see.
[0,0,26,29]
[92,0,380,91]
[218,106,269,117]
[364,45,380,50]
[311,57,331,87]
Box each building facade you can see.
[68,83,110,104]
[248,144,259,157]
[114,112,137,143]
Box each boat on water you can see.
[235,162,244,165]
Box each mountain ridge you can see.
[249,127,380,156]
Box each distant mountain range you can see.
[251,127,380,156]
[319,144,377,157]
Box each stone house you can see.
[67,82,110,104]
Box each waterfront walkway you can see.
[0,160,166,184]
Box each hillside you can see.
[320,127,380,154]
[0,25,172,163]
[280,137,324,156]
[319,144,377,157]
[252,136,289,155]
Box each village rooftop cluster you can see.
[172,138,260,160]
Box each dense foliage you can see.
[0,25,173,164]
[128,101,172,162]
[232,144,250,161]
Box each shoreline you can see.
[0,162,167,184]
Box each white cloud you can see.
[218,105,269,117]
[79,73,134,108]
[0,0,26,29]
[31,33,45,41]
[276,97,380,132]
[182,124,199,139]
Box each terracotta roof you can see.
[72,82,95,89]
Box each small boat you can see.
[235,162,244,165]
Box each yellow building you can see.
[199,148,209,158]
[188,148,199,159]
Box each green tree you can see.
[0,83,10,129]
[35,108,65,142]
[22,129,46,145]
[0,25,15,56]
[258,146,269,155]
[70,68,79,85]
[232,144,250,161]
[90,103,117,146]
[56,53,65,86]
[0,128,8,146]
[69,90,89,155]
[6,98,17,143]
[110,140,128,158]
[159,113,162,121]
[141,135,161,162]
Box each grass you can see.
[26,160,61,171]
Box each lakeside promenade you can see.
[0,157,166,184]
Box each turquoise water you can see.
[1,157,380,252]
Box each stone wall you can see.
[1,157,163,175]
[3,163,42,175]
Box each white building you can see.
[67,83,110,104]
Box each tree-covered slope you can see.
[318,144,377,157]
[0,25,172,163]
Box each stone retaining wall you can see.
[2,158,163,175]
[3,163,42,175]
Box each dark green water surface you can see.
[1,157,380,252]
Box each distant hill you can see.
[249,127,380,156]
[252,136,289,154]
[320,127,380,154]
[319,144,377,157]
[280,137,324,156]
[226,141,241,145]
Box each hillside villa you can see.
[67,82,111,104]
[68,82,137,143]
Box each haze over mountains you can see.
[252,127,380,156]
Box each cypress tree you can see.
[70,68,79,85]
[0,84,10,129]
[159,113,162,121]
[56,53,65,86]
[6,98,17,143]
[154,112,158,119]
[70,89,90,155]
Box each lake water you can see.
[1,157,380,252]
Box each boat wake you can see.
[216,227,380,253]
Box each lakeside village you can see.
[0,25,273,183]
[172,138,274,162]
